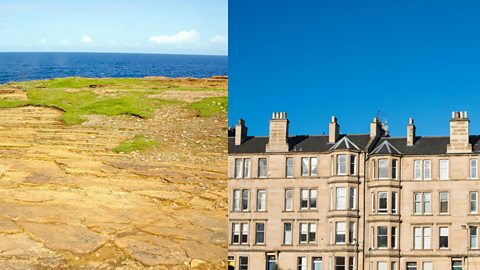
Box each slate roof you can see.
[228,134,371,154]
[228,134,480,155]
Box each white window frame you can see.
[336,187,347,210]
[350,187,357,210]
[423,227,431,249]
[258,158,267,178]
[337,154,347,175]
[335,222,346,244]
[350,155,356,175]
[377,226,388,249]
[440,192,449,214]
[378,192,388,214]
[285,189,293,211]
[255,222,265,245]
[233,189,241,211]
[471,159,478,179]
[424,160,431,180]
[413,227,422,249]
[256,189,266,211]
[240,223,249,244]
[283,222,292,245]
[471,226,478,249]
[378,159,388,179]
[440,159,449,180]
[299,223,308,244]
[471,191,478,214]
[286,157,294,178]
[439,227,449,249]
[414,160,422,180]
[423,192,431,214]
[235,158,243,178]
[413,192,422,214]
[392,191,398,214]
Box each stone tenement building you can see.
[228,111,480,270]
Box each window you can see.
[299,223,307,243]
[377,262,387,270]
[370,226,375,248]
[371,192,375,213]
[336,187,347,210]
[350,155,356,175]
[472,159,478,179]
[300,189,317,210]
[297,257,307,270]
[414,193,422,214]
[378,192,388,213]
[337,155,347,175]
[235,158,242,178]
[452,260,462,270]
[335,257,345,270]
[392,262,398,270]
[258,158,267,178]
[241,223,249,244]
[309,223,316,243]
[312,257,322,270]
[283,222,292,245]
[311,157,318,176]
[379,159,388,179]
[286,157,294,177]
[471,226,478,249]
[243,158,251,178]
[440,160,449,180]
[349,222,355,244]
[392,159,398,179]
[391,226,397,249]
[233,190,241,211]
[239,256,248,270]
[392,192,398,214]
[228,256,234,270]
[440,192,449,213]
[371,160,376,179]
[377,226,388,248]
[406,262,417,270]
[424,193,431,214]
[423,262,432,270]
[256,190,266,211]
[350,188,356,209]
[440,227,449,248]
[414,227,421,249]
[348,257,354,270]
[471,192,478,214]
[267,255,276,270]
[423,227,431,249]
[255,223,265,244]
[242,189,249,211]
[335,222,346,244]
[285,189,293,211]
[424,160,431,180]
[414,160,422,180]
[301,157,317,176]
[232,223,240,244]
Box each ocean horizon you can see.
[0,52,228,84]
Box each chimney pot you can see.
[447,111,472,153]
[235,118,248,145]
[329,116,340,143]
[266,112,289,152]
[407,117,416,146]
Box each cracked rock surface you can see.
[0,84,227,269]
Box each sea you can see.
[0,52,228,84]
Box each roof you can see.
[229,134,480,155]
[228,134,371,154]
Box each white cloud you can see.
[40,38,46,44]
[59,38,70,46]
[148,30,199,45]
[81,35,92,43]
[209,35,228,44]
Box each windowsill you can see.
[299,243,317,246]
[439,248,450,250]
[412,213,433,216]
[281,244,293,246]
[438,213,451,216]
[282,210,295,213]
[299,209,318,212]
[230,210,251,213]
[254,243,266,246]
[254,210,268,213]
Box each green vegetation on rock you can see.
[188,96,228,117]
[0,77,227,125]
[113,135,158,153]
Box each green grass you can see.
[0,77,226,125]
[188,96,228,117]
[113,135,158,153]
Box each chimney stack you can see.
[407,117,416,146]
[447,111,472,153]
[235,118,247,145]
[370,117,384,139]
[266,112,289,152]
[329,116,340,143]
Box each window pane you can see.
[414,227,421,249]
[423,262,432,270]
[472,159,478,179]
[424,193,431,214]
[311,157,318,176]
[301,189,309,209]
[392,159,397,179]
[406,262,417,270]
[414,193,421,214]
[414,160,422,180]
[310,189,317,209]
[235,158,243,178]
[440,160,449,180]
[242,190,249,210]
[350,188,356,209]
[312,257,323,270]
[233,190,241,211]
[243,158,251,178]
[377,226,388,248]
[301,157,309,176]
[309,223,316,242]
[378,159,388,179]
[256,223,264,244]
[284,223,292,244]
[241,223,249,244]
[471,192,478,213]
[440,192,449,213]
[239,256,249,270]
[335,257,345,270]
[336,222,346,243]
[423,227,431,249]
[471,226,478,249]
[257,190,266,211]
[350,155,356,175]
[377,262,387,270]
[391,227,397,248]
[392,192,397,214]
[440,227,449,248]
[285,189,293,211]
[337,155,346,175]
[424,160,431,179]
[286,157,294,177]
[336,187,346,210]
[258,158,267,178]
[378,192,388,213]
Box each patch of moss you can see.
[188,96,227,117]
[113,135,158,153]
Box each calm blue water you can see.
[0,52,228,84]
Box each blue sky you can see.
[0,0,227,55]
[229,0,480,137]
